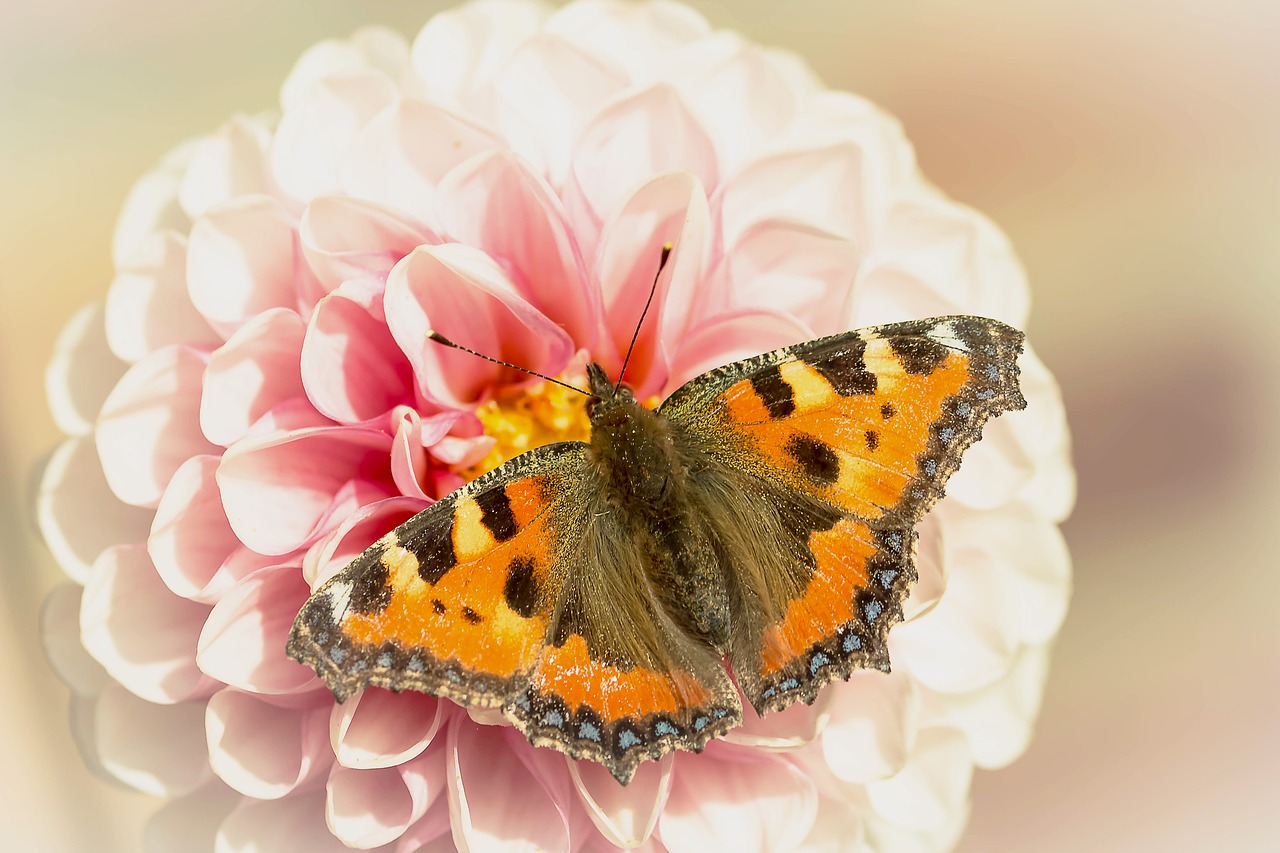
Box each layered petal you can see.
[206,689,332,798]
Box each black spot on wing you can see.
[864,430,880,452]
[811,337,877,396]
[431,598,446,614]
[503,555,541,618]
[401,513,455,585]
[889,335,950,375]
[348,553,393,614]
[785,434,840,486]
[749,364,796,418]
[461,606,483,624]
[881,402,896,419]
[475,487,518,542]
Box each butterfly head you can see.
[584,362,640,426]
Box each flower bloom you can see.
[39,1,1074,850]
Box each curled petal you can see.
[447,720,571,852]
[196,565,316,694]
[271,71,399,202]
[41,583,108,696]
[80,544,218,704]
[281,26,409,111]
[187,195,303,337]
[660,745,818,853]
[303,495,427,588]
[332,688,444,770]
[344,98,506,226]
[933,643,1050,770]
[95,683,211,797]
[301,280,415,424]
[107,231,221,363]
[436,151,600,348]
[96,345,218,508]
[112,140,194,267]
[820,671,920,784]
[410,0,552,111]
[38,437,153,583]
[865,727,973,832]
[663,33,798,175]
[666,308,812,391]
[206,689,331,798]
[201,307,310,447]
[724,688,832,750]
[384,244,574,409]
[327,750,445,848]
[546,0,711,82]
[217,790,358,853]
[493,33,629,181]
[568,84,717,232]
[299,195,435,294]
[1010,346,1076,522]
[179,114,276,220]
[46,302,127,436]
[797,797,866,853]
[149,455,258,603]
[218,425,394,556]
[571,753,672,849]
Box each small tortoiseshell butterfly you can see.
[288,254,1026,784]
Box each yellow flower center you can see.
[462,378,592,479]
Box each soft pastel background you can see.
[2,1,1276,850]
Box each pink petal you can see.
[714,144,867,249]
[196,564,317,694]
[200,307,310,447]
[593,171,710,398]
[545,0,711,81]
[144,781,241,853]
[724,688,832,750]
[107,231,222,363]
[393,795,453,853]
[666,308,813,392]
[384,244,575,409]
[217,790,367,853]
[390,408,434,500]
[493,33,630,181]
[94,683,211,797]
[659,746,817,853]
[711,218,861,336]
[281,26,409,112]
[178,114,276,219]
[303,495,427,588]
[301,280,416,424]
[410,0,551,111]
[41,583,108,695]
[95,344,219,507]
[112,140,193,268]
[903,513,947,623]
[436,151,601,349]
[46,302,126,436]
[327,750,444,848]
[568,83,717,232]
[187,195,303,337]
[299,195,435,294]
[148,455,261,603]
[271,71,399,202]
[80,544,218,704]
[332,688,444,769]
[570,753,672,849]
[206,688,331,798]
[864,728,973,831]
[447,719,571,852]
[37,437,153,583]
[934,643,1049,770]
[344,98,506,226]
[218,425,394,556]
[820,671,920,784]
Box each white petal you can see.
[145,781,241,853]
[112,140,195,268]
[80,544,218,704]
[206,688,331,798]
[571,753,672,848]
[40,583,108,695]
[546,0,711,83]
[326,751,444,848]
[820,672,920,784]
[37,436,153,583]
[332,688,444,769]
[281,26,409,111]
[179,114,276,220]
[865,727,973,831]
[46,302,127,435]
[95,683,211,797]
[216,790,358,853]
[796,796,866,853]
[932,643,1050,769]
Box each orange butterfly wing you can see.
[661,316,1026,711]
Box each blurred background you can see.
[2,0,1276,850]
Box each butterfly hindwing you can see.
[660,316,1026,711]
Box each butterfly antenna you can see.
[426,332,591,397]
[615,242,673,392]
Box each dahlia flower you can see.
[39,1,1074,850]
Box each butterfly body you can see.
[288,316,1028,783]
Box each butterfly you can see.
[287,296,1026,784]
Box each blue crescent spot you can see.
[655,721,678,737]
[713,708,729,719]
[923,459,938,476]
[693,716,711,731]
[877,568,898,589]
[956,401,972,417]
[408,657,425,672]
[350,659,367,673]
[864,600,884,623]
[376,652,393,668]
[314,631,329,645]
[939,427,955,444]
[578,721,601,742]
[618,730,641,749]
[445,670,461,683]
[513,693,531,711]
[542,709,564,727]
[986,364,999,380]
[762,687,776,699]
[779,678,800,691]
[885,532,903,552]
[809,652,830,674]
[843,633,862,652]
[977,388,996,400]
[330,647,347,665]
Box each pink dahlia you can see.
[39,1,1074,850]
